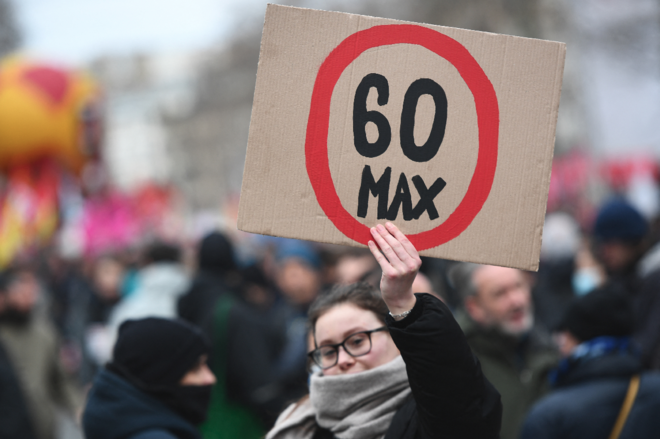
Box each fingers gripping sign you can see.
[368,222,421,317]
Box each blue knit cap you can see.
[593,198,648,243]
[275,239,321,270]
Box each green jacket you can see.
[456,311,559,439]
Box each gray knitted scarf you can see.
[266,356,411,439]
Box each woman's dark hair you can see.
[308,282,388,336]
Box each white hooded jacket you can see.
[94,263,190,363]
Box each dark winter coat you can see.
[179,268,307,427]
[0,315,82,439]
[532,257,576,331]
[178,271,230,328]
[313,293,502,439]
[520,351,660,439]
[605,242,660,370]
[82,368,201,439]
[456,312,559,439]
[630,267,660,369]
[0,341,36,439]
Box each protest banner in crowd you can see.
[238,4,565,271]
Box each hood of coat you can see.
[554,349,642,389]
[83,368,200,439]
[137,263,189,299]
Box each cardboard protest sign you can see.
[237,4,566,271]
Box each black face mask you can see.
[107,362,213,426]
[147,384,213,426]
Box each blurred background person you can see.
[83,317,216,439]
[571,243,606,298]
[88,255,126,326]
[532,211,584,332]
[110,242,188,323]
[0,293,37,439]
[38,250,96,386]
[271,240,322,394]
[592,198,649,280]
[101,242,189,362]
[521,285,660,439]
[240,262,279,313]
[177,231,295,437]
[411,271,445,303]
[0,265,82,439]
[238,262,293,393]
[450,263,558,439]
[178,231,239,327]
[82,255,127,381]
[591,197,660,369]
[333,247,445,301]
[334,247,381,286]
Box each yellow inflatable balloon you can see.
[0,58,101,175]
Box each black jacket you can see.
[387,293,501,438]
[313,293,502,439]
[0,341,36,439]
[83,368,201,439]
[630,267,660,369]
[180,268,308,426]
[178,272,231,327]
[520,350,660,439]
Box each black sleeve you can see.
[387,293,502,439]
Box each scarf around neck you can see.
[267,355,411,439]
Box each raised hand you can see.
[367,222,421,316]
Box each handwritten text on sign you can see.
[354,74,448,221]
[305,24,499,251]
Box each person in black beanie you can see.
[178,231,238,327]
[592,197,648,277]
[520,286,660,439]
[590,197,660,369]
[83,317,216,439]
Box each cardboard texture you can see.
[237,4,566,271]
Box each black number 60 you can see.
[353,73,448,163]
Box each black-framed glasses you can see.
[308,327,388,370]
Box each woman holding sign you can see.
[266,222,502,439]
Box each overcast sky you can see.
[15,0,268,66]
[13,0,660,156]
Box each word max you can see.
[357,165,446,221]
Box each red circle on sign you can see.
[305,24,499,250]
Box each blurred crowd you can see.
[1,191,660,439]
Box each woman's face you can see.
[314,303,400,376]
